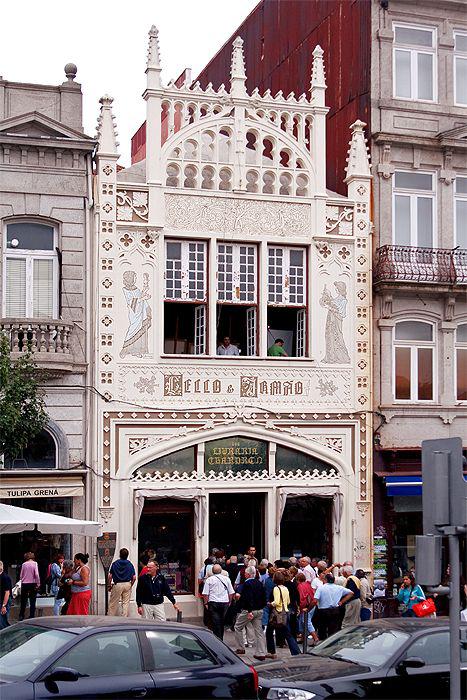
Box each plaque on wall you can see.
[205,437,267,473]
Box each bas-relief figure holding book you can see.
[320,280,350,364]
[120,271,152,358]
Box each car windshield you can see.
[0,625,73,681]
[311,626,410,668]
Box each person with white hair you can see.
[0,561,12,628]
[341,564,361,627]
[202,563,234,640]
[234,566,267,660]
[298,556,316,583]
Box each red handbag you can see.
[412,597,436,617]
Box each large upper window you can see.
[456,323,467,401]
[394,321,435,401]
[393,171,435,247]
[393,24,436,101]
[4,222,58,318]
[454,31,467,106]
[267,246,307,357]
[3,429,57,469]
[455,177,467,249]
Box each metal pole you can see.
[302,610,308,654]
[448,534,460,700]
[103,566,109,615]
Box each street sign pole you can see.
[448,531,461,700]
[97,532,117,616]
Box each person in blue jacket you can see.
[397,572,425,617]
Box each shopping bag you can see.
[412,598,436,617]
[11,581,21,598]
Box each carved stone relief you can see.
[116,190,149,222]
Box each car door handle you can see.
[130,688,148,697]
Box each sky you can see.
[1,0,259,164]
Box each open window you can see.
[216,243,257,356]
[164,240,207,354]
[267,246,307,357]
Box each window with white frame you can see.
[454,31,467,106]
[456,323,467,401]
[394,320,435,401]
[4,222,58,318]
[393,171,435,247]
[455,177,467,249]
[267,246,307,357]
[164,239,207,354]
[393,24,436,101]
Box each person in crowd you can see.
[312,574,353,640]
[258,559,269,583]
[397,572,425,617]
[356,569,372,621]
[283,567,300,639]
[234,565,267,660]
[19,552,40,620]
[108,548,136,616]
[56,559,74,615]
[67,553,92,615]
[50,553,65,616]
[225,556,240,586]
[0,561,12,629]
[137,560,180,621]
[246,546,257,560]
[202,563,234,640]
[299,556,316,583]
[267,338,288,357]
[341,564,362,627]
[262,564,276,627]
[265,572,301,658]
[217,336,240,356]
[310,558,319,574]
[295,571,319,644]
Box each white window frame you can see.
[454,30,467,106]
[455,323,467,403]
[454,176,467,249]
[267,246,306,306]
[2,222,58,318]
[216,242,257,304]
[165,239,207,302]
[392,170,436,247]
[393,320,436,403]
[393,23,437,103]
[194,304,207,355]
[246,307,257,356]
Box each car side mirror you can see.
[396,657,426,674]
[44,667,81,683]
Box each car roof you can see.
[344,619,466,633]
[17,616,206,634]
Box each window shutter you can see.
[246,307,257,356]
[33,258,54,317]
[6,258,27,317]
[194,304,206,354]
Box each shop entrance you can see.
[209,492,265,559]
[280,496,332,562]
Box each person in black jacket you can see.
[136,561,180,621]
[233,566,267,660]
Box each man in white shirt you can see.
[217,337,240,356]
[313,574,353,640]
[299,556,316,583]
[202,564,234,640]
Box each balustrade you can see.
[374,245,467,285]
[1,319,73,357]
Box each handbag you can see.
[270,586,288,627]
[412,597,436,618]
[11,581,21,598]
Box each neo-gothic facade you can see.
[92,28,373,615]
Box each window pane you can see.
[6,223,54,250]
[395,50,411,97]
[4,429,56,469]
[0,626,73,682]
[457,349,467,400]
[455,57,467,104]
[6,258,26,317]
[395,346,411,399]
[138,446,195,476]
[146,630,216,670]
[457,324,467,343]
[417,53,433,100]
[54,631,142,677]
[417,197,433,247]
[289,249,303,266]
[456,177,467,195]
[33,259,54,318]
[418,347,433,400]
[276,445,330,474]
[455,33,467,52]
[395,26,433,47]
[395,321,433,341]
[394,195,411,245]
[395,172,433,190]
[456,200,467,248]
[406,632,449,665]
[166,242,181,260]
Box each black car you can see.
[258,619,467,699]
[0,616,258,699]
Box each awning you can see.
[0,503,101,536]
[0,476,84,500]
[385,476,422,496]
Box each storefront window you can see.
[391,495,422,582]
[3,429,56,469]
[138,446,195,476]
[276,445,331,473]
[204,437,267,473]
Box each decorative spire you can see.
[310,45,326,105]
[96,95,119,157]
[345,119,371,182]
[146,25,162,89]
[230,36,247,98]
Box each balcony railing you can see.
[374,245,467,285]
[1,319,75,371]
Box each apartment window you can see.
[393,24,436,101]
[216,243,257,356]
[454,31,467,105]
[393,171,435,247]
[3,222,58,318]
[267,246,307,357]
[394,321,435,401]
[456,323,467,401]
[455,177,467,249]
[164,240,207,354]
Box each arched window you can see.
[455,323,467,401]
[4,222,58,318]
[394,320,435,401]
[4,429,57,469]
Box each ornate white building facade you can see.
[92,28,373,615]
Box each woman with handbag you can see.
[295,572,319,644]
[265,572,301,659]
[397,573,425,617]
[67,553,91,615]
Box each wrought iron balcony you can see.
[374,245,467,286]
[0,318,75,372]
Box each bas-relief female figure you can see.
[320,280,350,364]
[120,271,152,358]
